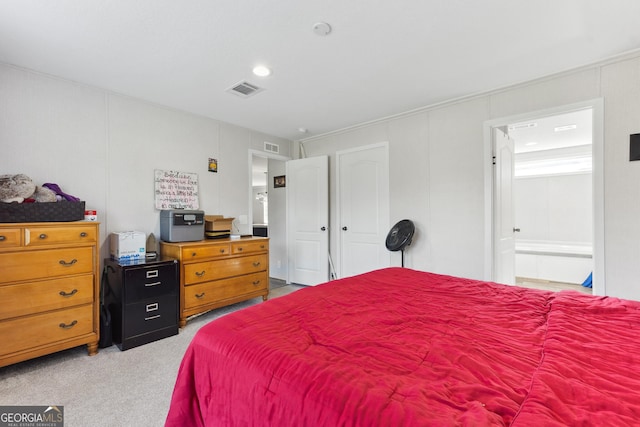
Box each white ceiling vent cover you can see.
[227,81,264,98]
[264,142,279,154]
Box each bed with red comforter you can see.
[165,268,640,426]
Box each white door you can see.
[337,143,390,278]
[493,128,516,285]
[286,156,329,286]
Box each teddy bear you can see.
[0,174,58,203]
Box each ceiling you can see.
[1,1,640,142]
[509,109,593,154]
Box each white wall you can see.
[515,173,593,244]
[0,63,292,265]
[514,173,593,284]
[301,51,640,301]
[252,185,267,225]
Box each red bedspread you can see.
[165,268,640,426]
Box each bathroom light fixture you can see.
[252,65,271,77]
[554,124,577,132]
[508,122,537,131]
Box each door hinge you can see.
[492,156,496,165]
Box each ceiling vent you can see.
[227,81,264,98]
[264,142,279,154]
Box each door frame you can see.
[335,141,390,279]
[247,149,291,228]
[483,98,605,295]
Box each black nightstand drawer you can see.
[124,262,177,301]
[124,294,178,337]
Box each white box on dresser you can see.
[0,221,100,367]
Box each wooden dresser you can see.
[0,221,100,367]
[160,237,269,328]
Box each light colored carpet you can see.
[0,284,302,427]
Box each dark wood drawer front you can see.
[124,295,178,337]
[25,225,97,246]
[184,272,268,309]
[0,228,21,248]
[184,254,267,284]
[123,262,178,302]
[0,247,94,283]
[231,239,268,254]
[0,274,94,320]
[0,304,94,356]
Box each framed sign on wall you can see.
[154,169,199,210]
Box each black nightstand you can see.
[104,258,179,350]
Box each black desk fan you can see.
[385,219,415,267]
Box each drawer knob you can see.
[260,245,265,249]
[220,248,226,253]
[195,271,206,277]
[191,252,197,257]
[59,259,78,267]
[195,292,205,299]
[0,235,5,241]
[39,233,47,239]
[59,320,78,329]
[59,289,78,297]
[252,280,261,286]
[253,262,261,267]
[80,232,87,237]
[238,247,243,251]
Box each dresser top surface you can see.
[0,221,100,227]
[160,236,268,247]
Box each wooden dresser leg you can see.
[179,318,187,328]
[262,294,269,301]
[87,341,99,356]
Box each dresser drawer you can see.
[25,225,97,246]
[123,294,178,337]
[184,272,268,310]
[184,254,267,284]
[181,242,231,260]
[0,304,94,356]
[0,228,21,248]
[0,274,94,320]
[0,247,94,284]
[231,239,268,255]
[121,262,178,302]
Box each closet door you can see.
[286,156,328,286]
[337,143,390,278]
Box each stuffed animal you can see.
[0,174,58,203]
[0,174,35,203]
[33,185,58,202]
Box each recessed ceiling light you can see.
[313,22,332,36]
[508,122,537,131]
[252,65,271,77]
[554,124,577,132]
